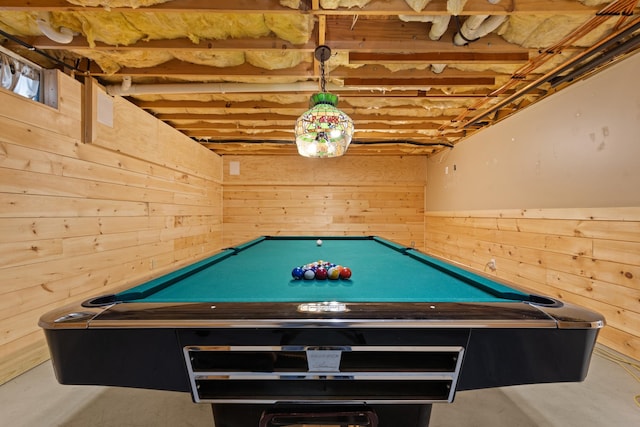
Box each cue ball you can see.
[316,239,323,246]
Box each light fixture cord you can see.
[320,55,326,93]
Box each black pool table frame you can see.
[39,238,605,427]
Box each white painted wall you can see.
[426,51,640,211]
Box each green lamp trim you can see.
[310,92,338,107]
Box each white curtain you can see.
[1,52,40,101]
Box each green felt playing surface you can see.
[117,236,528,303]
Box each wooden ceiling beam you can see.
[157,113,461,122]
[130,92,500,108]
[312,0,605,15]
[129,88,503,114]
[320,88,538,98]
[23,36,317,51]
[0,0,298,13]
[342,76,496,87]
[184,130,294,139]
[181,127,466,138]
[195,133,457,143]
[349,51,529,64]
[90,62,504,80]
[354,132,466,140]
[130,88,518,101]
[200,144,299,156]
[176,123,291,131]
[346,146,439,155]
[133,100,311,110]
[200,143,440,156]
[88,60,314,77]
[326,20,530,54]
[22,24,532,56]
[173,121,447,131]
[182,129,466,143]
[330,65,501,79]
[158,113,300,121]
[0,0,606,15]
[89,68,504,88]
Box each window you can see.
[0,48,42,101]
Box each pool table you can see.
[40,236,604,427]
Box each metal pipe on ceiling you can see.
[462,18,640,128]
[550,32,640,87]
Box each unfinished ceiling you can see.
[1,0,639,156]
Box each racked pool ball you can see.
[291,267,304,280]
[315,267,328,280]
[303,269,315,280]
[327,267,340,280]
[339,267,352,279]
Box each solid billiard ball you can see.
[339,267,352,279]
[291,267,304,280]
[315,267,328,280]
[303,269,316,280]
[316,239,323,246]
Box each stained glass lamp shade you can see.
[295,45,354,158]
[295,92,354,158]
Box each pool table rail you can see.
[39,299,604,331]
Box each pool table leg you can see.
[211,403,432,426]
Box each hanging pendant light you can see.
[295,46,354,158]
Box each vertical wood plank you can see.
[82,77,97,144]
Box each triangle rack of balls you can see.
[292,260,352,281]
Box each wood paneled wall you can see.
[0,74,223,384]
[222,155,426,248]
[2,70,635,386]
[425,208,640,361]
